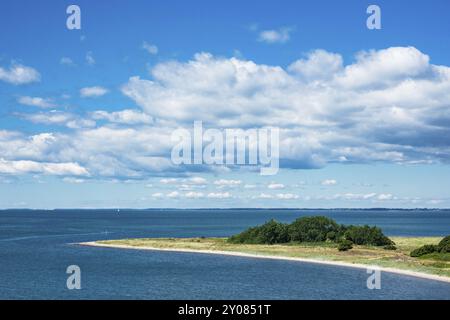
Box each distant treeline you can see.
[228,216,395,251]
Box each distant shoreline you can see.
[3,207,450,211]
[80,240,450,284]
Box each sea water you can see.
[0,209,449,299]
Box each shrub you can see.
[256,220,290,244]
[344,225,394,246]
[228,215,394,249]
[338,240,353,251]
[383,244,397,250]
[438,235,450,251]
[228,226,262,244]
[228,220,289,245]
[439,244,450,253]
[410,244,438,257]
[288,216,339,242]
[326,231,337,241]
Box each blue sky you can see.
[1,0,450,209]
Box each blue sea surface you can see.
[0,209,449,299]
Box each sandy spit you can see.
[79,241,450,284]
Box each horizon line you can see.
[1,207,449,211]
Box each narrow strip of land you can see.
[80,237,450,283]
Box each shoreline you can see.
[80,241,450,284]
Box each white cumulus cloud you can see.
[91,109,153,124]
[0,158,88,176]
[276,193,299,200]
[258,27,292,44]
[0,63,40,84]
[4,46,450,180]
[214,179,242,187]
[80,86,108,98]
[18,96,55,108]
[185,191,204,199]
[207,192,232,199]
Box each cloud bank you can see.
[3,46,450,180]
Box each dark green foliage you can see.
[326,231,337,241]
[410,244,438,257]
[438,235,450,252]
[228,219,289,244]
[439,244,450,253]
[288,216,339,242]
[256,219,289,244]
[338,240,353,251]
[228,216,394,252]
[383,244,397,250]
[409,235,450,257]
[228,226,262,244]
[344,225,394,246]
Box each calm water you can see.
[0,209,449,300]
